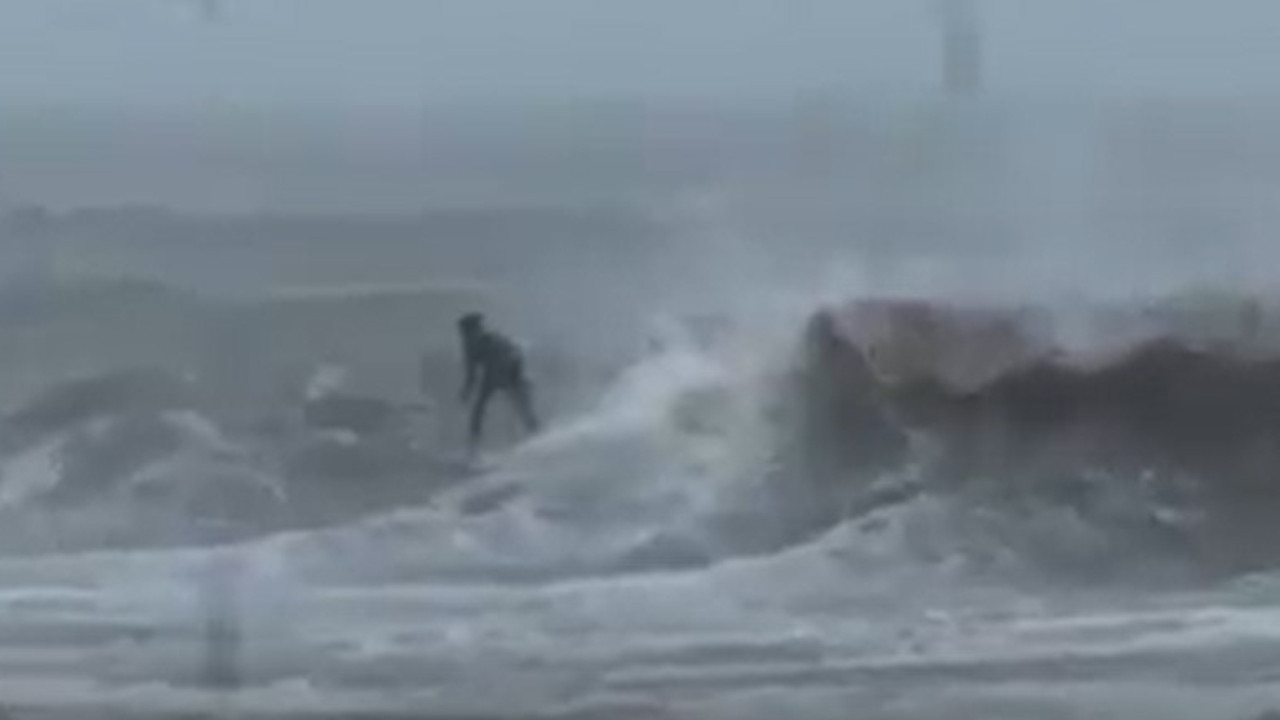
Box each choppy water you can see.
[0,280,1269,719]
[4,99,1280,718]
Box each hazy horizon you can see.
[2,1,1280,110]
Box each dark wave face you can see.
[804,297,1280,577]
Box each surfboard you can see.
[437,434,544,515]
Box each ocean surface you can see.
[0,99,1278,718]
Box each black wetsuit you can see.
[461,329,539,447]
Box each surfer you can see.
[456,312,540,454]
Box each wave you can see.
[277,337,784,582]
[3,276,1280,589]
[808,296,1280,578]
[0,363,456,553]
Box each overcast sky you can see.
[1,0,1280,107]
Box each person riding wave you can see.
[453,312,540,455]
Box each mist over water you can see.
[1,83,1280,717]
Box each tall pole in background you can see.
[940,0,983,97]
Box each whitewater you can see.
[0,275,1272,720]
[6,97,1280,719]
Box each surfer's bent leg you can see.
[508,377,540,434]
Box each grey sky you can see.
[2,0,1280,107]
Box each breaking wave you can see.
[0,276,1277,594]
